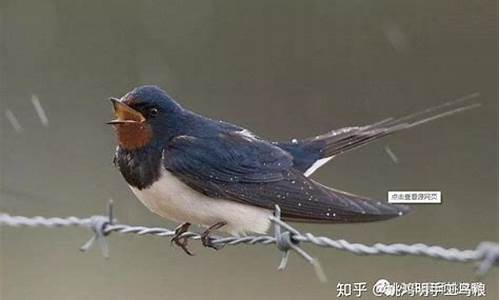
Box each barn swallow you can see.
[108,85,479,255]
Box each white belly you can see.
[129,168,272,235]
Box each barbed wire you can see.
[0,202,497,282]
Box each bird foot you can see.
[201,221,226,250]
[171,222,194,256]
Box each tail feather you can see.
[279,93,481,174]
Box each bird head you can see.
[107,85,182,150]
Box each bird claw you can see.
[171,222,194,256]
[201,235,222,250]
[201,221,226,251]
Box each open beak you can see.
[107,97,146,125]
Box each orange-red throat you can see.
[108,98,153,150]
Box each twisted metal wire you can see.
[0,203,497,281]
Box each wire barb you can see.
[272,205,296,270]
[271,205,327,282]
[475,242,499,275]
[79,216,110,258]
[79,200,115,258]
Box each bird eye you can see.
[149,108,159,117]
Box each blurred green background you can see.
[0,0,498,299]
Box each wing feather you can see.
[163,133,408,223]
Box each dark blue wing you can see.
[163,132,409,223]
[165,133,293,184]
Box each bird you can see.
[107,85,479,255]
